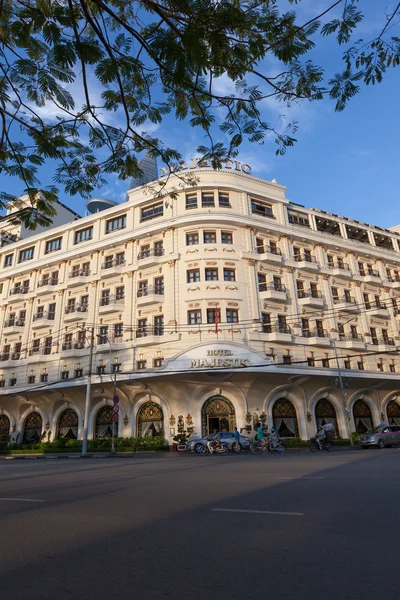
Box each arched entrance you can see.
[57,409,78,439]
[201,396,236,436]
[272,398,299,437]
[387,400,400,425]
[315,398,338,435]
[0,414,10,450]
[95,406,118,439]
[353,399,373,433]
[23,412,43,443]
[137,401,164,437]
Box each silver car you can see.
[359,425,400,449]
[187,431,251,453]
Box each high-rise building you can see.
[128,153,158,190]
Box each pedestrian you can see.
[234,427,241,452]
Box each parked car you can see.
[358,425,400,449]
[187,431,251,452]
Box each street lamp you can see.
[101,334,117,455]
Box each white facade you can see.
[0,166,400,445]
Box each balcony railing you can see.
[0,354,10,361]
[334,262,350,271]
[4,319,25,327]
[136,326,165,338]
[297,290,322,299]
[294,254,317,263]
[302,328,328,339]
[333,296,357,305]
[137,286,164,297]
[11,352,21,360]
[137,248,164,260]
[62,341,86,351]
[99,296,125,307]
[10,287,30,296]
[394,307,400,316]
[102,259,126,269]
[64,304,88,314]
[29,347,52,356]
[261,324,291,335]
[258,283,286,293]
[359,269,379,277]
[378,337,395,346]
[33,312,56,322]
[70,269,90,278]
[38,278,59,287]
[339,333,364,342]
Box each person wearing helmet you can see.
[256,423,267,447]
[269,426,279,450]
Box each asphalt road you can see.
[0,449,399,599]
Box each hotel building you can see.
[0,163,400,445]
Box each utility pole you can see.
[82,326,95,457]
[111,353,117,455]
[333,340,354,447]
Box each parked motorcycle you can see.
[200,440,228,455]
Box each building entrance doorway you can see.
[201,396,236,436]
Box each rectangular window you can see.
[256,238,264,253]
[273,276,283,291]
[28,375,36,384]
[186,232,199,246]
[82,262,90,276]
[48,303,56,320]
[202,192,215,207]
[310,283,319,299]
[154,358,164,368]
[186,193,198,209]
[9,378,17,386]
[218,193,230,207]
[302,318,310,333]
[205,268,218,281]
[154,276,164,294]
[154,241,164,256]
[262,313,271,333]
[141,202,163,222]
[357,362,364,371]
[358,262,365,276]
[18,246,34,263]
[288,211,310,227]
[97,365,106,375]
[204,231,217,244]
[44,337,52,355]
[316,320,324,337]
[61,371,69,380]
[104,255,113,269]
[258,273,267,292]
[4,254,13,267]
[207,309,220,324]
[226,309,239,323]
[112,363,122,373]
[327,255,334,266]
[140,244,151,259]
[187,269,200,283]
[45,237,62,254]
[101,290,110,306]
[363,293,370,309]
[116,252,125,265]
[114,323,123,338]
[331,287,339,301]
[251,200,274,218]
[307,357,315,367]
[221,232,233,244]
[390,363,396,373]
[41,373,48,382]
[116,286,125,300]
[223,269,235,282]
[278,315,288,333]
[188,310,202,325]
[344,359,351,370]
[283,355,292,365]
[81,295,89,310]
[137,318,148,338]
[74,226,93,244]
[377,362,384,372]
[137,360,147,370]
[75,368,83,378]
[322,358,330,368]
[154,315,164,336]
[106,215,126,233]
[99,325,108,344]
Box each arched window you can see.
[23,411,43,443]
[353,399,373,433]
[95,406,118,439]
[201,396,236,436]
[0,414,10,449]
[137,401,164,437]
[272,398,298,437]
[315,398,338,435]
[387,400,400,425]
[57,409,79,439]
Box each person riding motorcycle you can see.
[256,424,268,447]
[315,425,327,450]
[207,430,221,453]
[268,427,279,450]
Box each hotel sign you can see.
[160,157,252,176]
[190,349,250,369]
[161,343,272,372]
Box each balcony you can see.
[294,254,319,272]
[60,341,87,357]
[27,348,54,363]
[135,326,165,339]
[297,290,324,309]
[64,304,88,322]
[137,248,165,267]
[32,312,56,329]
[367,304,389,319]
[333,296,360,313]
[259,283,288,303]
[300,329,331,347]
[68,270,91,286]
[256,247,283,265]
[99,296,125,314]
[101,259,126,277]
[37,278,59,295]
[387,277,400,290]
[9,287,30,302]
[3,319,25,334]
[359,269,381,285]
[337,334,365,351]
[259,324,292,343]
[378,336,395,348]
[136,286,165,306]
[329,263,352,279]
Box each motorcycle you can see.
[250,440,269,455]
[200,440,229,455]
[310,436,332,452]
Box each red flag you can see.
[215,311,219,333]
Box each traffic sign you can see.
[113,395,119,404]
[112,404,119,414]
[112,413,118,423]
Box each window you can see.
[370,327,378,345]
[104,255,113,269]
[28,375,36,384]
[105,214,126,233]
[202,192,214,207]
[316,320,324,337]
[390,363,396,373]
[307,357,315,367]
[4,254,12,267]
[44,337,52,355]
[116,252,125,265]
[205,268,218,281]
[154,241,164,256]
[141,202,163,222]
[364,293,371,309]
[226,309,239,323]
[332,287,339,301]
[187,269,200,283]
[137,360,147,370]
[327,255,334,266]
[61,371,69,380]
[358,362,364,371]
[10,377,17,386]
[0,379,5,387]
[137,318,148,338]
[154,315,164,336]
[310,283,320,299]
[377,362,384,372]
[112,363,122,373]
[99,326,108,344]
[262,313,271,333]
[218,193,230,207]
[269,241,278,254]
[258,273,267,292]
[41,373,48,382]
[155,276,164,294]
[138,280,148,296]
[344,290,352,303]
[188,310,202,325]
[186,232,199,245]
[221,232,233,244]
[97,365,106,375]
[114,323,123,338]
[224,269,236,282]
[344,359,351,369]
[283,355,292,365]
[75,368,83,378]
[36,306,44,319]
[101,290,110,306]
[273,276,283,291]
[297,280,305,297]
[207,309,220,324]
[204,231,216,244]
[251,200,274,218]
[293,246,301,258]
[255,238,264,253]
[74,226,93,244]
[48,303,56,320]
[116,286,125,300]
[45,237,62,254]
[302,318,310,334]
[140,244,150,259]
[322,358,330,368]
[154,358,164,368]
[186,193,198,209]
[337,257,345,269]
[18,246,34,263]
[288,211,310,227]
[278,315,288,333]
[350,325,359,340]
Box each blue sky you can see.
[1,0,399,230]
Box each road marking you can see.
[0,497,45,503]
[211,508,303,517]
[274,476,325,480]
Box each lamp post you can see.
[102,334,117,455]
[332,338,354,447]
[82,326,95,457]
